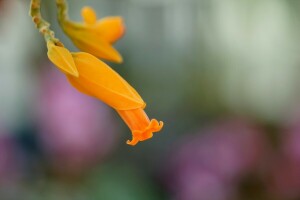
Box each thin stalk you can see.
[56,0,69,23]
[29,0,63,46]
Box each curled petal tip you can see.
[126,139,139,146]
[127,119,164,146]
[152,120,164,130]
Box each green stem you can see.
[56,0,69,24]
[29,0,62,46]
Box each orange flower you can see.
[46,43,163,145]
[60,6,125,63]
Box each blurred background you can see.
[2,0,300,199]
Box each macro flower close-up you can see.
[3,0,300,199]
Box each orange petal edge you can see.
[126,119,164,146]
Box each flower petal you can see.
[67,52,145,110]
[47,42,79,77]
[96,17,125,43]
[117,108,163,145]
[81,6,97,25]
[127,119,164,146]
[72,35,123,63]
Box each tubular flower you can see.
[46,43,163,145]
[60,6,125,63]
[67,52,163,145]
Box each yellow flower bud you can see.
[60,6,125,63]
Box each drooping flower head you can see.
[30,0,163,146]
[59,6,125,63]
[46,41,163,146]
[67,52,163,145]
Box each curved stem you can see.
[29,0,63,46]
[56,0,69,24]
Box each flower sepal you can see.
[47,41,79,77]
